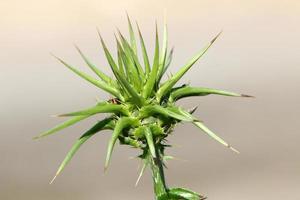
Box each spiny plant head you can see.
[36,15,251,199]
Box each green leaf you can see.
[99,32,144,106]
[157,21,168,84]
[115,33,142,91]
[160,21,168,67]
[169,86,252,101]
[143,24,160,98]
[115,36,134,84]
[34,115,90,139]
[161,47,174,77]
[50,117,115,184]
[157,32,222,101]
[97,30,121,81]
[136,23,151,75]
[74,45,115,85]
[116,38,126,77]
[167,187,206,200]
[126,13,137,55]
[141,105,194,122]
[167,106,196,121]
[118,31,144,83]
[143,126,156,158]
[58,103,129,117]
[113,68,144,106]
[52,55,123,100]
[105,117,139,170]
[193,121,239,153]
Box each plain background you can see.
[1,0,300,199]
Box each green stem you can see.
[149,148,168,200]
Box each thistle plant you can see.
[36,15,251,200]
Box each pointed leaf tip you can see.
[241,94,255,98]
[229,146,240,154]
[105,117,138,170]
[157,32,221,101]
[49,173,58,184]
[34,115,90,139]
[194,121,238,153]
[210,30,222,44]
[49,118,115,183]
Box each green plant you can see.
[36,15,251,200]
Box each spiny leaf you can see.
[157,21,168,84]
[116,38,126,77]
[50,117,115,184]
[143,126,156,158]
[160,47,174,77]
[160,18,168,67]
[118,31,144,82]
[115,36,133,85]
[167,106,196,121]
[105,117,139,170]
[141,105,195,122]
[113,68,144,106]
[126,13,137,55]
[193,121,239,153]
[74,45,115,85]
[115,32,141,90]
[99,32,144,106]
[167,187,206,200]
[58,103,129,117]
[136,23,151,75]
[34,115,90,139]
[157,31,222,101]
[52,55,122,100]
[170,86,253,101]
[97,30,121,80]
[143,24,160,98]
[188,106,198,115]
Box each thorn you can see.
[135,173,142,186]
[229,146,240,154]
[210,30,223,44]
[96,27,101,35]
[49,173,58,184]
[73,44,84,56]
[193,118,203,123]
[188,106,198,114]
[241,94,255,98]
[171,143,182,148]
[126,11,131,23]
[54,114,66,117]
[104,163,109,173]
[50,53,61,61]
[96,27,105,43]
[73,43,79,50]
[135,173,143,187]
[32,136,39,140]
[135,162,147,187]
[172,157,188,162]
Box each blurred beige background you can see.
[1,0,300,199]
